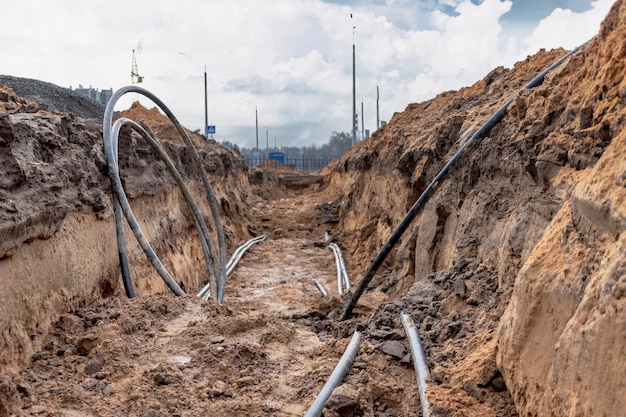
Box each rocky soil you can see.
[1,1,625,416]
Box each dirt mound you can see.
[0,86,109,259]
[0,75,106,119]
[119,101,172,128]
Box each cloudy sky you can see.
[0,0,615,149]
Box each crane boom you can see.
[131,42,144,84]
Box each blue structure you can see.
[268,151,286,165]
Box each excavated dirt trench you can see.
[2,193,432,417]
[2,2,626,416]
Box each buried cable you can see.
[108,118,223,296]
[314,280,328,297]
[138,118,219,296]
[225,235,267,276]
[113,194,134,298]
[330,244,344,295]
[198,235,267,300]
[329,243,350,292]
[106,119,185,295]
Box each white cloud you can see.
[522,0,615,54]
[0,0,615,148]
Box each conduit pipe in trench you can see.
[103,86,226,300]
[111,118,220,296]
[139,119,220,294]
[314,280,328,297]
[400,312,431,417]
[328,242,350,295]
[332,244,343,295]
[303,330,362,417]
[340,43,586,320]
[225,235,267,277]
[197,235,267,300]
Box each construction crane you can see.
[131,41,144,84]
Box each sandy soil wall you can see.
[498,125,626,417]
[321,1,625,415]
[0,209,118,372]
[0,92,255,372]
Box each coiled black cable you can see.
[103,86,226,299]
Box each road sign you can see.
[206,125,216,135]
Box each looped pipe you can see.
[102,86,227,300]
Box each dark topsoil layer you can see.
[0,75,106,120]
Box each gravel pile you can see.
[0,75,106,119]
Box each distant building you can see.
[72,84,113,105]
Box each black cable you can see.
[340,44,585,320]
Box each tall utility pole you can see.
[203,66,208,137]
[376,85,380,129]
[361,99,364,140]
[255,107,259,149]
[266,129,269,150]
[178,52,208,138]
[351,13,357,146]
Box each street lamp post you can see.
[178,52,208,138]
[203,65,208,137]
[351,13,357,146]
[377,85,380,129]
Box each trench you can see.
[8,45,586,414]
[8,193,421,416]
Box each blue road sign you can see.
[206,125,216,135]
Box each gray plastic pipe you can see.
[103,86,226,299]
[198,235,267,300]
[314,280,328,297]
[107,118,226,296]
[225,235,267,276]
[340,44,585,320]
[400,313,431,417]
[332,243,350,292]
[137,118,219,296]
[138,119,219,292]
[303,330,362,417]
[328,243,350,294]
[330,244,344,295]
[106,119,185,295]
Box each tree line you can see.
[221,131,353,160]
